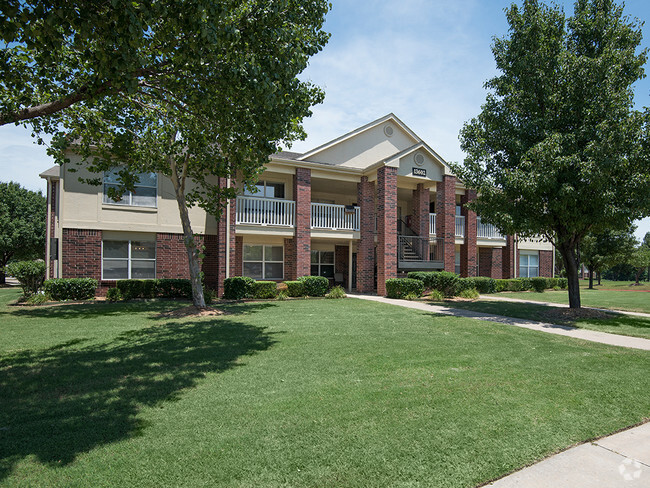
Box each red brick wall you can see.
[284,238,297,280]
[411,183,429,237]
[478,247,502,279]
[335,245,349,286]
[62,228,102,281]
[202,234,218,290]
[356,176,375,293]
[503,236,515,279]
[293,168,311,278]
[436,176,456,273]
[377,166,397,296]
[539,250,553,278]
[460,190,477,277]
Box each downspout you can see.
[552,243,556,278]
[45,178,52,280]
[513,234,518,278]
[226,177,231,278]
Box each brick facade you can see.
[478,246,503,279]
[460,190,477,277]
[376,166,397,296]
[356,176,375,293]
[539,250,553,278]
[293,168,312,279]
[335,245,349,286]
[215,177,237,296]
[503,236,515,279]
[284,238,297,280]
[436,175,456,272]
[234,236,244,277]
[411,183,429,237]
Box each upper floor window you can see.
[103,169,157,207]
[243,181,285,199]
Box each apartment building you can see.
[40,114,554,296]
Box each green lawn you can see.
[1,288,650,487]
[581,279,650,290]
[491,285,650,314]
[443,299,650,340]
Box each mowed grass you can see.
[444,299,650,340]
[491,284,650,314]
[1,288,649,488]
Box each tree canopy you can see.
[581,226,636,288]
[454,0,650,308]
[2,0,330,306]
[0,182,46,283]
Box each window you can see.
[311,250,334,278]
[102,240,156,280]
[455,250,461,275]
[519,251,539,278]
[243,245,283,280]
[243,181,285,199]
[103,169,157,207]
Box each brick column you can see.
[479,247,502,278]
[377,166,397,296]
[539,250,553,277]
[214,177,237,297]
[356,176,375,293]
[293,168,311,278]
[460,190,477,277]
[502,235,515,279]
[411,183,429,237]
[436,175,456,273]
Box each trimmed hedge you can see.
[298,276,329,297]
[407,271,459,297]
[115,279,192,300]
[558,278,568,289]
[155,279,192,299]
[43,278,97,300]
[223,276,255,299]
[531,277,548,292]
[385,278,424,299]
[284,281,305,297]
[253,281,278,299]
[5,260,46,296]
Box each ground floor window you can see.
[243,245,283,280]
[311,250,334,278]
[519,251,539,278]
[102,239,156,279]
[455,251,461,275]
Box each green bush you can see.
[326,285,346,299]
[558,278,568,289]
[458,288,479,299]
[156,279,192,299]
[471,277,497,294]
[284,281,305,297]
[547,277,559,288]
[223,276,255,299]
[454,278,476,294]
[276,290,288,301]
[504,279,522,292]
[106,287,123,302]
[116,280,146,300]
[253,281,278,299]
[25,291,50,305]
[494,279,508,292]
[5,260,46,297]
[519,277,532,291]
[407,271,459,297]
[531,277,548,292]
[385,278,424,299]
[298,276,329,297]
[43,278,97,300]
[428,289,444,301]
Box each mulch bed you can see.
[156,306,229,319]
[539,307,616,324]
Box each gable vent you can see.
[384,125,394,137]
[414,152,425,166]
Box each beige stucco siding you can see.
[518,237,554,251]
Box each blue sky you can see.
[1,0,649,239]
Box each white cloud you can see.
[0,125,51,193]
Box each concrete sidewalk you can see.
[487,422,650,487]
[348,294,650,350]
[480,294,650,319]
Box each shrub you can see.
[547,277,559,288]
[298,276,329,297]
[326,285,346,299]
[558,278,568,289]
[276,290,288,301]
[25,290,50,305]
[494,279,508,292]
[156,279,192,299]
[428,289,444,301]
[5,260,46,297]
[284,281,305,297]
[504,279,522,292]
[471,277,497,294]
[407,271,459,297]
[519,277,532,291]
[454,278,476,294]
[385,278,424,299]
[223,276,255,299]
[43,278,98,300]
[204,288,216,305]
[253,281,278,299]
[458,288,479,299]
[531,277,548,293]
[116,280,146,300]
[106,287,123,302]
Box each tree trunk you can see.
[636,268,643,285]
[588,266,594,289]
[0,269,5,285]
[558,240,581,309]
[597,271,601,286]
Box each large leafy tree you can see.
[455,0,650,308]
[581,226,636,288]
[0,182,46,284]
[2,0,330,307]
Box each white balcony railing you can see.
[235,196,295,227]
[477,217,503,239]
[455,215,465,237]
[429,213,436,235]
[311,203,360,231]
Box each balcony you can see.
[236,196,295,227]
[428,213,465,238]
[477,217,503,239]
[311,203,360,231]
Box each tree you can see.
[4,1,330,307]
[631,243,650,284]
[581,226,636,288]
[0,182,46,284]
[455,0,650,308]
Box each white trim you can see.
[242,244,284,280]
[101,238,157,280]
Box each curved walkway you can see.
[348,294,650,351]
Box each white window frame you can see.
[103,170,158,208]
[243,180,285,199]
[519,251,539,278]
[242,244,284,280]
[101,239,157,280]
[311,250,335,278]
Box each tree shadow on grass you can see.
[0,313,277,480]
